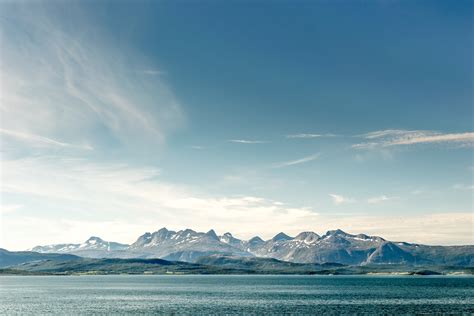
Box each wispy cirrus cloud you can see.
[0,5,184,157]
[271,153,320,168]
[286,133,336,139]
[329,193,355,205]
[367,195,397,204]
[228,139,268,144]
[331,194,396,205]
[0,128,93,150]
[453,184,474,191]
[353,130,474,149]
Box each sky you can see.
[0,0,473,250]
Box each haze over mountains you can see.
[30,228,474,266]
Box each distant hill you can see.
[0,248,80,268]
[1,253,472,276]
[29,227,474,266]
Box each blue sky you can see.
[1,0,472,249]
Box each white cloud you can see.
[453,184,474,191]
[329,193,355,205]
[1,156,471,248]
[286,133,336,139]
[389,132,474,146]
[272,153,320,168]
[362,130,422,139]
[1,156,319,250]
[353,130,474,149]
[287,134,322,138]
[0,204,23,214]
[0,128,93,150]
[0,6,184,157]
[228,139,268,144]
[305,212,474,246]
[367,195,397,204]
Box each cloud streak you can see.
[0,128,93,150]
[271,153,320,168]
[228,139,268,144]
[329,194,355,205]
[367,195,397,204]
[353,130,474,149]
[453,184,474,191]
[286,133,336,139]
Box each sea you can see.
[0,275,473,314]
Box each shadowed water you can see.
[1,275,473,314]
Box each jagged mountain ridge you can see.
[30,228,474,266]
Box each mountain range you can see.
[29,228,474,266]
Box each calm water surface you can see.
[1,275,473,314]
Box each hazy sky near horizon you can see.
[1,0,473,250]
